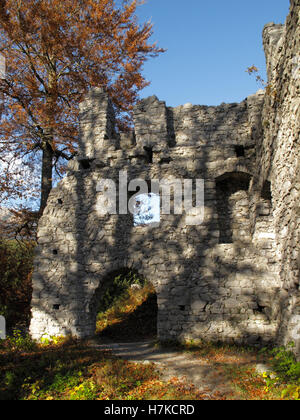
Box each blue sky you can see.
[135,0,290,107]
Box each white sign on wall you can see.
[0,316,6,340]
[0,54,5,79]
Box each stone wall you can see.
[29,2,299,355]
[29,86,281,346]
[259,0,300,355]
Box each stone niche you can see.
[216,172,252,244]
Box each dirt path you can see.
[89,339,234,398]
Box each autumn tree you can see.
[0,0,164,212]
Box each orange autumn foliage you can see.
[0,0,164,210]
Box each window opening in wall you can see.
[79,159,92,170]
[143,146,153,164]
[258,181,272,217]
[160,157,173,164]
[235,145,245,157]
[126,179,160,227]
[133,193,160,227]
[53,304,60,310]
[261,181,272,202]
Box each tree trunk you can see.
[40,140,54,213]
[40,69,57,213]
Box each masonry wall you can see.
[29,3,298,352]
[259,0,300,355]
[29,85,283,346]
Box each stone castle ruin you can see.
[30,1,299,356]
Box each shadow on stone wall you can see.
[29,0,299,358]
[30,120,281,348]
[29,46,296,348]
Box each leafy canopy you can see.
[0,0,164,205]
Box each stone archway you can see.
[91,268,158,341]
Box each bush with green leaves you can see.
[0,329,38,352]
[97,269,144,314]
[0,240,34,330]
[268,342,300,383]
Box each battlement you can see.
[78,87,119,158]
[76,88,265,169]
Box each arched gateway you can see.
[30,88,281,345]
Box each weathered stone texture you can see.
[30,2,299,357]
[260,0,300,355]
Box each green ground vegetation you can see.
[0,250,299,400]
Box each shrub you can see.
[0,329,38,352]
[97,269,144,313]
[268,342,300,383]
[0,240,35,330]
